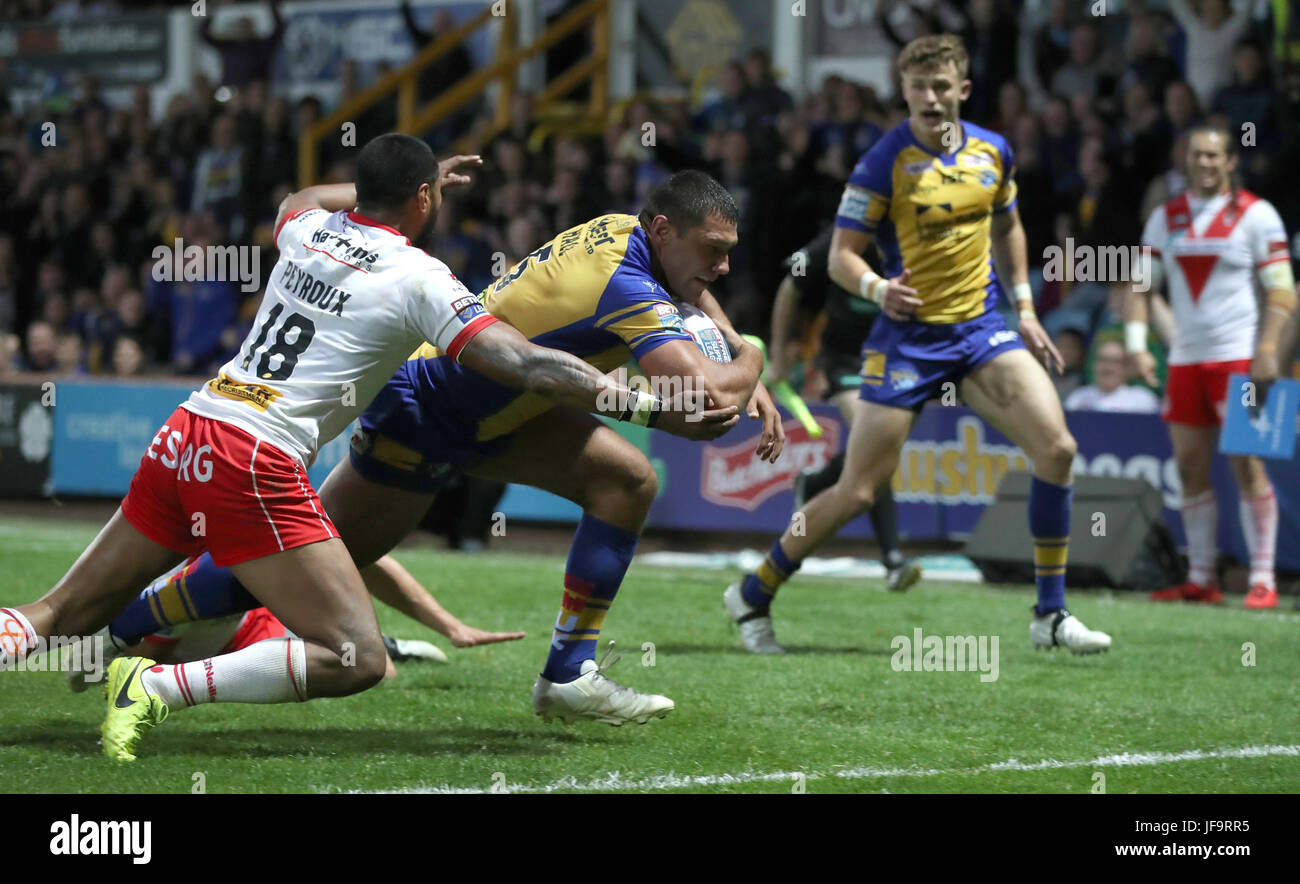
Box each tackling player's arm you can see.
[457,321,738,433]
[990,205,1063,373]
[275,183,358,233]
[273,157,482,234]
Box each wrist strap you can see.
[858,272,886,304]
[620,388,660,426]
[1014,283,1034,321]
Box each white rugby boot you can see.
[723,582,784,655]
[532,642,674,725]
[1030,607,1111,655]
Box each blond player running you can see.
[726,35,1111,654]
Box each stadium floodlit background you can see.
[0,0,1297,797]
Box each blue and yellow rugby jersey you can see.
[834,120,1018,324]
[407,213,696,441]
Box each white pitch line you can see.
[340,743,1300,794]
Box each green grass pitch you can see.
[1,518,1297,794]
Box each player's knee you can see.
[1043,431,1077,471]
[631,460,659,506]
[609,457,657,509]
[840,479,876,514]
[336,638,388,693]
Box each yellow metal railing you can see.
[298,0,611,188]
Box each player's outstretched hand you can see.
[880,269,922,322]
[1127,350,1158,387]
[438,154,483,190]
[449,625,527,648]
[747,382,786,463]
[1018,314,1064,374]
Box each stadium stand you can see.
[3,0,1298,406]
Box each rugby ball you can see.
[679,302,733,363]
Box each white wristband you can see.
[629,390,660,427]
[1013,282,1033,306]
[1124,321,1148,354]
[858,272,886,304]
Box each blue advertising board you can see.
[638,403,1300,571]
[50,381,351,495]
[42,381,1300,571]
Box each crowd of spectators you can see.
[1,0,1297,418]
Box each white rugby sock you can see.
[0,607,37,670]
[141,637,308,706]
[1239,485,1277,591]
[1182,490,1217,586]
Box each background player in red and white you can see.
[1127,123,1298,609]
[0,134,674,761]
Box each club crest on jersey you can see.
[655,302,684,331]
[450,295,486,323]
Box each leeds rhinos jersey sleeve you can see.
[405,214,697,443]
[480,213,696,365]
[183,208,496,466]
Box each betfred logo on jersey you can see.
[655,302,684,331]
[700,418,841,511]
[450,295,486,322]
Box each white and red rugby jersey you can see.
[182,208,496,465]
[1140,189,1289,365]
